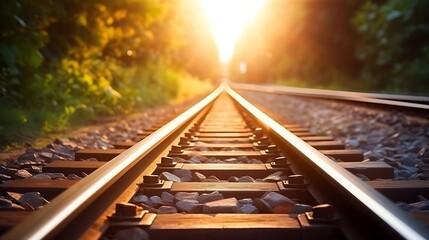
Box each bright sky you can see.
[200,0,266,64]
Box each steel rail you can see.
[231,83,429,111]
[2,85,225,240]
[359,92,429,104]
[226,86,429,240]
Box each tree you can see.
[0,0,218,146]
[353,0,429,93]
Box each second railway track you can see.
[1,84,428,239]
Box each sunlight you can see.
[200,0,266,64]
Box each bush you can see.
[0,0,217,147]
[353,0,429,93]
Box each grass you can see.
[275,76,372,93]
[0,77,215,151]
[172,75,214,103]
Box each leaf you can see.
[0,42,16,65]
[14,15,27,27]
[386,10,401,21]
[28,49,43,68]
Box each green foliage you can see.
[0,0,217,147]
[0,0,51,103]
[353,0,429,93]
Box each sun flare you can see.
[200,0,266,64]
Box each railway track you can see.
[1,84,428,239]
[231,83,429,112]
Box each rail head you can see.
[2,84,225,240]
[226,86,429,240]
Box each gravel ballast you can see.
[0,97,200,210]
[238,90,429,181]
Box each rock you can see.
[83,158,98,162]
[45,172,66,179]
[159,172,181,182]
[418,195,428,201]
[13,169,33,179]
[355,173,370,181]
[0,174,11,182]
[224,158,239,163]
[246,158,263,164]
[202,197,239,213]
[138,203,159,214]
[240,203,259,214]
[228,176,239,182]
[95,139,114,149]
[395,163,418,179]
[30,173,52,180]
[176,199,199,212]
[27,166,43,174]
[394,169,411,179]
[158,206,178,214]
[400,153,423,167]
[67,174,82,180]
[238,198,253,205]
[263,171,288,182]
[253,198,272,213]
[409,201,429,210]
[173,169,193,182]
[149,195,162,207]
[174,192,199,202]
[261,192,295,213]
[18,152,37,161]
[39,152,53,161]
[132,195,149,203]
[161,191,175,205]
[207,159,226,163]
[236,156,249,163]
[202,175,220,182]
[175,159,197,164]
[6,159,19,167]
[193,146,209,151]
[47,143,75,159]
[417,147,427,156]
[172,157,191,163]
[192,172,206,182]
[54,138,78,149]
[0,166,8,175]
[115,227,149,240]
[5,192,23,204]
[189,154,209,163]
[19,192,49,210]
[409,172,427,180]
[5,168,17,175]
[17,160,39,168]
[238,176,255,182]
[51,154,66,161]
[0,196,25,211]
[189,204,204,213]
[197,191,224,204]
[290,204,313,214]
[396,202,413,211]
